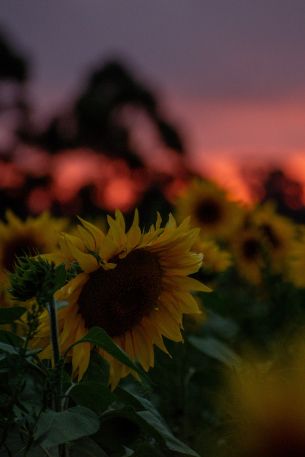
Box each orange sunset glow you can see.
[1,1,305,219]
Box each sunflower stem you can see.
[47,297,62,411]
[48,297,69,457]
[48,298,60,367]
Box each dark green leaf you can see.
[70,382,116,413]
[122,447,134,456]
[116,385,154,413]
[0,341,19,354]
[54,263,67,289]
[67,327,149,384]
[0,306,26,324]
[83,351,110,385]
[0,329,24,347]
[188,336,240,366]
[101,389,199,457]
[203,310,238,339]
[0,427,41,457]
[35,406,100,448]
[70,437,109,457]
[137,410,199,456]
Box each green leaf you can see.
[0,341,19,354]
[0,306,26,324]
[188,336,240,367]
[54,263,67,290]
[0,329,24,347]
[137,410,199,457]
[127,442,164,457]
[83,351,110,385]
[67,326,150,384]
[116,385,154,413]
[0,427,43,457]
[203,310,238,339]
[34,406,100,448]
[105,388,199,457]
[70,382,116,414]
[70,437,109,457]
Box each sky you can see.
[1,0,305,198]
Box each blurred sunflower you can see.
[0,211,67,283]
[35,210,209,388]
[175,180,243,241]
[223,339,305,457]
[252,203,295,274]
[230,227,264,284]
[196,239,231,274]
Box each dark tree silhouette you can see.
[24,61,186,169]
[261,168,305,223]
[0,30,28,82]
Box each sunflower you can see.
[222,339,305,457]
[196,239,231,274]
[230,227,265,284]
[0,211,67,284]
[35,210,209,388]
[175,180,244,241]
[252,203,295,274]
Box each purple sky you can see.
[1,0,305,169]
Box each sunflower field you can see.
[1,176,305,457]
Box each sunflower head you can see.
[175,180,244,241]
[230,227,265,284]
[252,203,296,274]
[35,210,210,388]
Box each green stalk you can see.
[48,298,61,370]
[48,298,69,457]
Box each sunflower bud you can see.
[9,256,67,304]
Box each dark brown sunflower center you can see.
[242,237,261,260]
[2,235,43,272]
[260,224,281,249]
[195,198,223,225]
[78,249,162,337]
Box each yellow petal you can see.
[66,239,98,273]
[77,217,105,246]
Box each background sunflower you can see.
[175,180,244,241]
